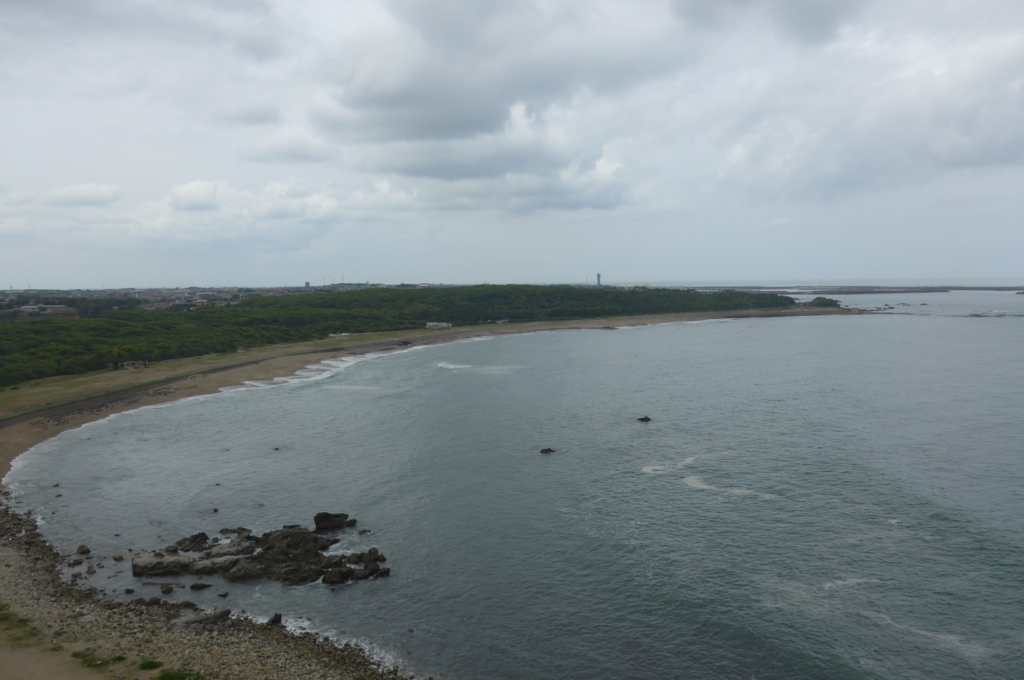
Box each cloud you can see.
[217,103,282,125]
[45,183,122,206]
[672,0,866,43]
[170,181,224,211]
[242,127,335,162]
[128,179,343,247]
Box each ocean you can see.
[6,290,1024,679]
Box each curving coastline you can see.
[0,305,856,679]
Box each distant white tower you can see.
[596,273,601,286]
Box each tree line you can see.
[0,285,796,388]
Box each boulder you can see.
[161,584,174,595]
[322,567,354,584]
[211,555,243,572]
[76,545,91,555]
[637,416,652,422]
[190,583,212,590]
[313,512,350,531]
[224,560,265,582]
[175,532,211,552]
[206,539,256,559]
[189,560,216,576]
[376,567,390,577]
[540,448,556,454]
[132,551,196,577]
[268,613,283,625]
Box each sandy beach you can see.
[0,305,854,679]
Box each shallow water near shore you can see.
[7,291,1024,680]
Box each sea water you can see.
[6,291,1024,679]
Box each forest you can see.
[0,285,798,387]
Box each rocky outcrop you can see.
[313,512,356,531]
[132,513,389,587]
[637,416,651,422]
[174,532,211,552]
[131,551,196,577]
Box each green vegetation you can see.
[808,296,842,308]
[140,659,165,669]
[155,672,204,680]
[0,285,795,387]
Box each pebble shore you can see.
[0,505,412,680]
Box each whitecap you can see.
[823,578,880,590]
[683,476,775,499]
[438,362,473,369]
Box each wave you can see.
[438,362,473,369]
[860,611,992,659]
[822,578,880,590]
[640,457,696,474]
[683,475,775,499]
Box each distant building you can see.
[426,322,452,329]
[596,273,601,286]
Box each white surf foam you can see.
[438,362,473,369]
[641,457,697,474]
[683,476,775,499]
[823,578,880,590]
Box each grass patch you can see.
[139,659,165,670]
[156,672,204,680]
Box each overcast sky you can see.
[1,0,1022,289]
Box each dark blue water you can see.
[6,291,1024,679]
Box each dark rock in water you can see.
[76,544,91,555]
[142,519,389,588]
[161,584,174,594]
[217,592,228,598]
[124,588,135,594]
[132,552,195,577]
[189,560,216,576]
[219,528,235,535]
[377,567,391,577]
[190,583,212,590]
[224,560,265,582]
[358,529,372,536]
[322,567,354,584]
[175,532,211,552]
[637,416,652,422]
[86,565,96,575]
[346,518,357,527]
[268,613,283,625]
[540,448,556,454]
[68,558,83,567]
[112,554,124,562]
[313,512,350,531]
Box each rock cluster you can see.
[132,513,389,586]
[0,505,410,680]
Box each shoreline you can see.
[0,305,856,679]
[0,306,855,479]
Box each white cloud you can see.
[3,0,1024,285]
[169,180,224,211]
[242,127,335,163]
[45,183,122,206]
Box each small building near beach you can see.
[426,322,452,329]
